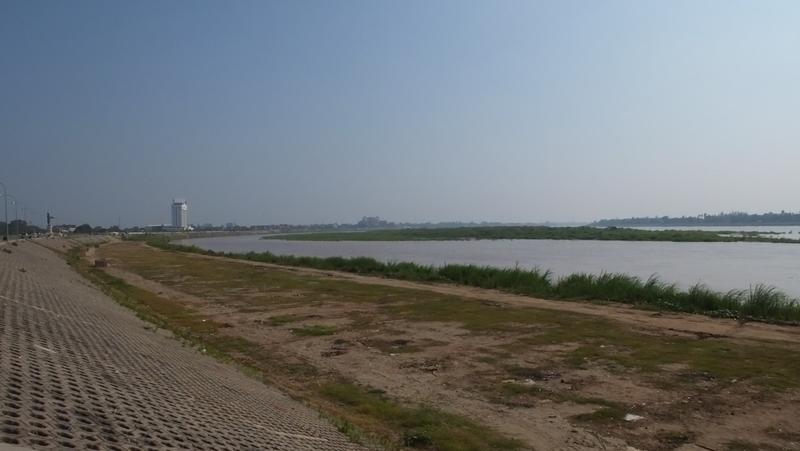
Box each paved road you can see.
[0,240,365,450]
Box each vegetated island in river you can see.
[261,226,798,243]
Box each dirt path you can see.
[179,248,800,345]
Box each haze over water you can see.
[181,232,800,298]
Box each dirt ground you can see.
[94,240,800,451]
[186,250,800,345]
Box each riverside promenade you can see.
[0,240,363,450]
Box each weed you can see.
[725,440,786,451]
[572,406,626,424]
[268,314,302,326]
[656,431,693,447]
[494,381,630,425]
[495,381,626,415]
[361,338,439,354]
[742,285,799,320]
[320,382,525,451]
[293,325,337,336]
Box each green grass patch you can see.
[320,382,525,451]
[361,338,445,354]
[293,325,337,336]
[269,314,302,326]
[571,405,627,424]
[493,380,629,424]
[504,365,555,381]
[497,381,622,409]
[656,431,694,447]
[725,440,786,451]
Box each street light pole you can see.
[0,182,7,241]
[21,207,27,237]
[6,195,19,238]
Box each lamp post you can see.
[5,195,19,238]
[0,182,7,241]
[26,208,45,234]
[20,207,27,237]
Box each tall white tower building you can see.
[171,199,188,230]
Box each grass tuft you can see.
[320,382,525,451]
[293,325,337,336]
[572,406,626,424]
[742,285,799,321]
[269,314,302,326]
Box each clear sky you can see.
[1,0,799,227]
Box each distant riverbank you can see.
[261,226,799,244]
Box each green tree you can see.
[74,224,93,234]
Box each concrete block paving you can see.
[0,241,364,450]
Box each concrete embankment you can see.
[0,239,364,450]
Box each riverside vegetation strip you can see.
[261,225,800,243]
[70,237,800,451]
[145,234,800,323]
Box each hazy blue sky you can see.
[2,0,799,226]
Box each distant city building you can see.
[171,199,189,230]
[357,216,389,229]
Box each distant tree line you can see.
[160,216,544,234]
[0,220,46,235]
[70,224,121,234]
[592,211,800,227]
